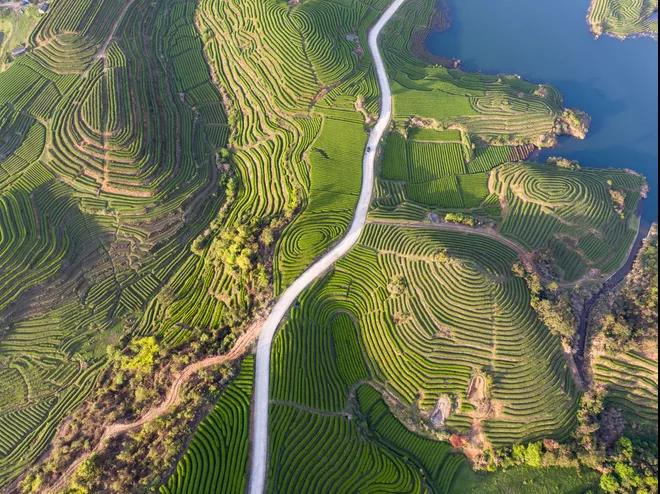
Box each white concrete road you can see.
[247,0,407,492]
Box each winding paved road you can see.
[247,1,407,492]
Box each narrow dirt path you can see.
[96,0,136,59]
[42,320,263,494]
[367,218,537,271]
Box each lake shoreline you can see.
[423,0,658,221]
[411,0,460,68]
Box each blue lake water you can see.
[426,0,658,220]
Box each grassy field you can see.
[588,0,658,39]
[459,466,599,493]
[0,5,41,71]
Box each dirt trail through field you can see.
[96,0,136,59]
[367,218,537,271]
[41,321,262,494]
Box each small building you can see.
[11,45,27,57]
[38,2,49,13]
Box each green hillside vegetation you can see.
[267,382,473,493]
[270,223,581,482]
[373,127,643,284]
[589,226,658,439]
[588,0,658,39]
[390,74,576,147]
[0,0,242,486]
[542,226,660,494]
[355,384,476,491]
[0,0,414,485]
[196,0,391,292]
[264,0,647,486]
[160,357,254,494]
[492,162,644,282]
[0,0,653,488]
[373,125,533,219]
[1,0,443,488]
[268,295,473,492]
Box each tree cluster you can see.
[512,261,577,341]
[480,388,657,493]
[444,212,476,226]
[591,226,658,353]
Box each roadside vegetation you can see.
[160,357,254,494]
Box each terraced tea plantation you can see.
[373,125,532,219]
[271,224,580,452]
[588,0,659,38]
[492,163,644,282]
[592,351,658,437]
[0,0,655,489]
[160,357,254,494]
[262,0,649,484]
[372,123,643,285]
[390,73,569,146]
[196,0,391,293]
[0,0,236,484]
[266,383,474,493]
